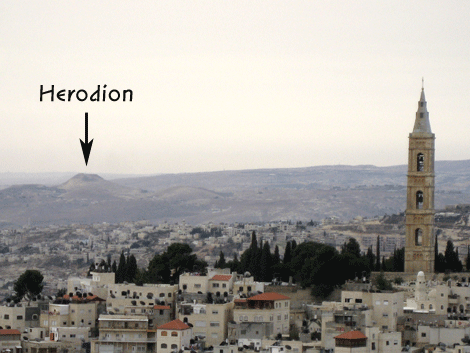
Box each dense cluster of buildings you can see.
[3,268,470,353]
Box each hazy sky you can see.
[1,1,469,175]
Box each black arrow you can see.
[79,112,94,165]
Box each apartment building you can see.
[178,301,234,346]
[341,291,404,331]
[156,319,192,353]
[0,329,21,353]
[233,293,290,335]
[0,304,41,331]
[91,315,148,353]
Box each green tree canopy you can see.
[14,270,44,301]
[146,243,207,284]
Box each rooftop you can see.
[157,319,190,330]
[247,292,290,301]
[334,330,367,340]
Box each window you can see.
[195,321,206,327]
[416,191,424,209]
[168,293,171,297]
[212,283,219,288]
[247,286,252,291]
[161,331,167,336]
[371,342,376,350]
[241,330,247,335]
[222,284,226,288]
[212,310,219,315]
[71,321,75,325]
[421,332,426,337]
[382,326,388,330]
[161,344,167,349]
[4,315,9,319]
[195,284,201,288]
[415,229,423,246]
[43,320,48,325]
[270,315,273,321]
[441,305,444,310]
[383,300,388,305]
[386,341,389,346]
[355,299,362,303]
[210,322,220,327]
[383,313,388,317]
[17,315,23,320]
[420,112,424,118]
[171,345,178,349]
[345,298,351,303]
[417,153,424,171]
[171,332,178,337]
[421,304,425,309]
[277,315,281,321]
[70,334,76,338]
[244,316,248,321]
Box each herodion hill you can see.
[40,85,133,102]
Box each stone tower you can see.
[404,87,435,273]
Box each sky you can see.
[1,1,469,175]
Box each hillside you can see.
[0,161,468,227]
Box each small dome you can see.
[417,271,425,277]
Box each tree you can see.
[366,246,375,272]
[466,246,470,271]
[375,236,381,271]
[116,252,126,283]
[374,272,392,291]
[126,255,138,283]
[14,270,44,301]
[259,242,273,282]
[215,251,226,268]
[445,240,462,272]
[146,243,207,284]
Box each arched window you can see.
[183,317,188,323]
[416,191,424,209]
[161,331,167,336]
[421,304,424,309]
[161,344,167,349]
[417,153,424,171]
[415,229,423,246]
[171,332,178,337]
[171,344,178,349]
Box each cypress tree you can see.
[273,245,280,266]
[116,251,126,283]
[466,246,470,271]
[248,231,259,278]
[376,236,381,271]
[127,255,138,283]
[260,242,273,282]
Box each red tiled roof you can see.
[334,330,367,340]
[157,319,190,330]
[210,275,232,281]
[154,305,171,310]
[62,294,104,301]
[0,329,21,335]
[247,292,290,301]
[234,299,247,303]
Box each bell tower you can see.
[404,86,435,273]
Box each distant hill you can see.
[0,161,468,228]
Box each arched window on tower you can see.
[416,191,424,209]
[417,153,424,171]
[415,229,423,246]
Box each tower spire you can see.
[413,86,432,134]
